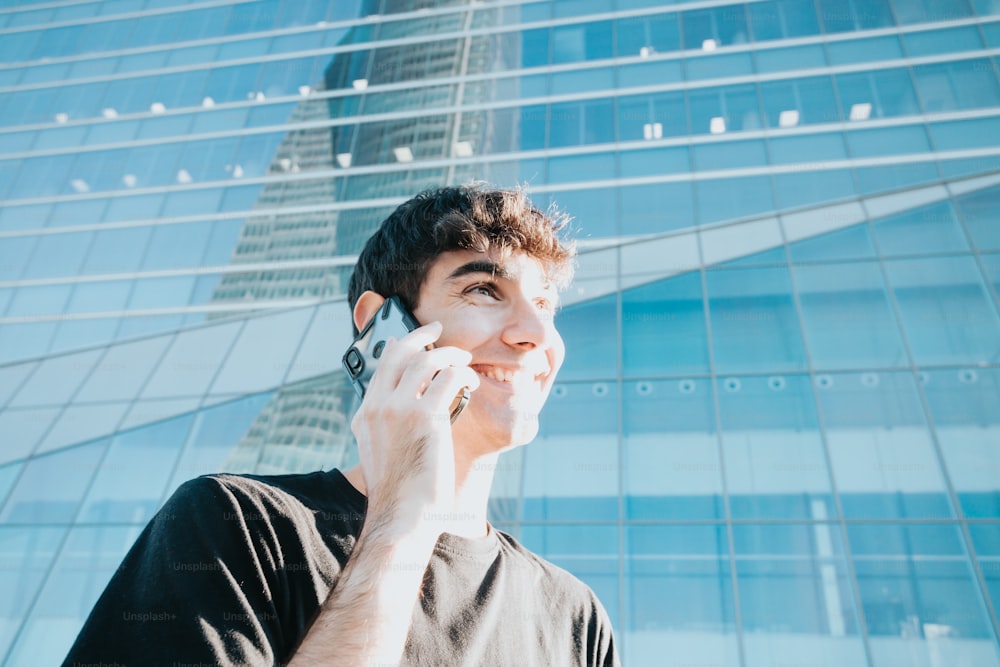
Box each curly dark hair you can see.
[347,184,575,333]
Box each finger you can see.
[421,365,480,413]
[394,346,473,399]
[365,321,444,393]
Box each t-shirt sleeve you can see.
[62,476,286,667]
[587,590,621,667]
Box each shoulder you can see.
[494,528,620,665]
[494,528,603,606]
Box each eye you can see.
[466,282,499,298]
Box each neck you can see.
[342,450,499,539]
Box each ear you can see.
[353,291,386,332]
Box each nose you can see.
[501,294,556,351]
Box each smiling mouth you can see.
[471,364,548,385]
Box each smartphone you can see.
[342,295,470,423]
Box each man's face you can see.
[412,249,565,453]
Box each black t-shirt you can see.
[62,469,619,666]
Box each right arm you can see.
[287,321,478,667]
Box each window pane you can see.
[78,416,193,523]
[955,185,1000,250]
[924,367,1000,517]
[523,381,618,521]
[557,295,617,381]
[7,525,142,666]
[623,525,737,667]
[886,256,1000,365]
[623,272,709,376]
[706,266,808,372]
[0,526,65,658]
[624,379,723,520]
[0,440,106,523]
[817,372,953,519]
[849,522,1000,667]
[872,201,970,255]
[720,375,834,518]
[794,262,907,368]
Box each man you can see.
[63,185,619,666]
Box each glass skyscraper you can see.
[1,0,1000,665]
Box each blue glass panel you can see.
[0,204,52,234]
[140,221,214,270]
[8,153,73,199]
[619,181,696,235]
[553,187,617,237]
[905,25,983,55]
[720,375,834,518]
[0,464,21,508]
[707,265,808,372]
[0,526,65,659]
[0,323,57,365]
[853,541,1000,664]
[914,59,1000,112]
[956,185,1000,250]
[552,20,612,64]
[523,381,618,522]
[624,526,736,664]
[85,118,140,145]
[164,394,271,497]
[557,295,616,381]
[692,139,766,170]
[0,236,37,280]
[48,320,121,357]
[855,162,942,196]
[923,367,1000,517]
[773,169,856,209]
[126,276,196,309]
[9,524,141,666]
[818,372,954,519]
[682,6,750,49]
[696,175,775,224]
[872,201,970,255]
[6,285,72,318]
[747,0,820,41]
[892,0,974,23]
[930,117,1000,151]
[211,309,313,394]
[623,379,723,520]
[617,91,687,141]
[0,405,62,464]
[688,84,762,136]
[886,256,1000,365]
[847,125,930,157]
[79,415,193,523]
[618,58,684,88]
[0,440,106,524]
[837,68,920,120]
[547,151,614,183]
[828,35,902,64]
[622,272,709,376]
[755,44,827,73]
[9,347,102,409]
[795,262,907,368]
[760,76,840,127]
[104,193,165,222]
[616,13,680,56]
[160,188,223,218]
[521,28,549,68]
[685,52,754,80]
[81,227,152,275]
[140,319,242,399]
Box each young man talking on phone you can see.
[63,185,619,666]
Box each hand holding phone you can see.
[343,296,470,423]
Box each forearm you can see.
[286,508,438,667]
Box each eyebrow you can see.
[445,260,558,305]
[445,260,514,282]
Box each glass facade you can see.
[1,0,999,665]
